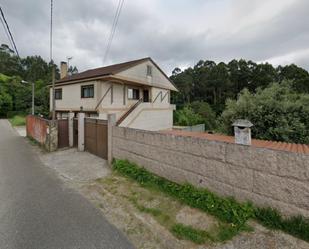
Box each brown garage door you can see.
[84,118,108,159]
[58,119,69,148]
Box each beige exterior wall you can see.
[119,102,175,131]
[51,80,175,130]
[116,60,177,91]
[112,126,309,218]
[51,58,177,130]
[50,80,98,112]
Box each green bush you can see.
[7,111,27,118]
[174,106,204,126]
[189,101,217,130]
[219,81,309,144]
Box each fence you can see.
[26,115,58,151]
[173,124,205,132]
[111,126,309,218]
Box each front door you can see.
[143,89,149,102]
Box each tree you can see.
[0,43,63,117]
[174,107,204,126]
[189,101,217,130]
[0,44,23,76]
[68,66,78,75]
[219,81,309,144]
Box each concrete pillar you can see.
[78,112,85,151]
[68,112,74,147]
[107,113,116,165]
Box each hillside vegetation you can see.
[171,60,309,143]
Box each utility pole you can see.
[52,65,56,120]
[50,0,56,121]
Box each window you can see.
[147,65,152,76]
[55,88,62,100]
[81,85,94,98]
[128,88,140,100]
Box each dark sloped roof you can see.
[56,57,150,84]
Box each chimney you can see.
[232,119,253,145]
[60,61,68,79]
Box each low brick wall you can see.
[26,115,48,144]
[112,126,309,218]
[26,115,58,151]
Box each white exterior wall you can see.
[50,81,98,111]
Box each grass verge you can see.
[9,115,26,126]
[171,223,212,244]
[113,159,309,242]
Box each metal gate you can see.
[84,118,108,159]
[58,119,69,148]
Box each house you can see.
[50,57,177,131]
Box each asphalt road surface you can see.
[0,120,135,249]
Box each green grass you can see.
[255,207,309,242]
[113,159,309,242]
[171,223,212,244]
[113,159,254,226]
[9,115,26,126]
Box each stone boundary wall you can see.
[112,126,309,218]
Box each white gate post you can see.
[107,113,116,165]
[68,112,74,147]
[78,112,85,151]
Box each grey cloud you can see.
[0,0,308,75]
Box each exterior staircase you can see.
[116,98,143,126]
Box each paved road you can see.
[0,120,134,249]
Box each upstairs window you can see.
[81,85,94,98]
[128,88,140,100]
[55,88,62,100]
[147,65,152,76]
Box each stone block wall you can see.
[112,126,309,218]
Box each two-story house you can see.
[50,57,177,131]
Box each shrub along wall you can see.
[112,126,309,218]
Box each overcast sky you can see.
[1,0,309,74]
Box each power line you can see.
[0,14,14,51]
[0,6,19,58]
[103,0,125,64]
[50,0,56,121]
